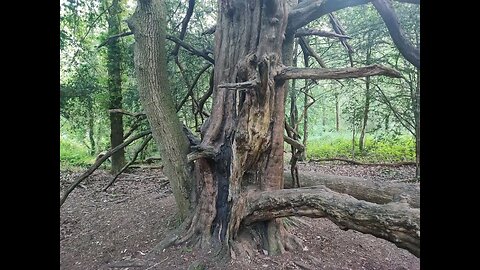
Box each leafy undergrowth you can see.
[60,139,96,170]
[60,165,419,270]
[307,133,415,163]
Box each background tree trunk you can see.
[107,0,126,174]
[414,69,420,179]
[302,53,309,160]
[128,0,193,221]
[335,93,340,131]
[87,98,96,156]
[359,46,372,152]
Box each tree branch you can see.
[244,186,420,257]
[109,109,146,118]
[60,130,152,206]
[276,64,402,81]
[176,64,212,112]
[372,0,420,68]
[218,80,258,90]
[196,69,214,117]
[97,31,133,48]
[287,0,370,34]
[102,134,153,191]
[284,135,305,151]
[328,13,354,66]
[166,35,214,64]
[98,31,214,64]
[201,25,216,35]
[298,37,327,68]
[295,28,352,39]
[172,0,196,57]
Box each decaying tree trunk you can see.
[128,0,418,260]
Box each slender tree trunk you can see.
[88,99,96,156]
[359,47,372,153]
[358,76,370,152]
[335,93,340,131]
[322,99,326,128]
[107,0,126,174]
[302,84,309,160]
[351,108,356,159]
[128,0,192,220]
[302,51,309,160]
[414,69,420,179]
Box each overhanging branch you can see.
[372,0,420,68]
[276,64,402,81]
[287,0,370,34]
[166,35,214,64]
[295,28,352,39]
[98,31,215,64]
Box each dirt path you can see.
[60,164,419,270]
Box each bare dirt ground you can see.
[60,162,419,270]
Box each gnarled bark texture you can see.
[186,0,291,255]
[128,0,419,260]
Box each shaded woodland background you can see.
[60,0,419,176]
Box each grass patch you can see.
[307,132,415,163]
[60,139,95,169]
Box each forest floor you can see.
[60,162,419,270]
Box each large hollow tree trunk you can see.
[128,0,192,220]
[184,0,292,255]
[107,0,126,174]
[128,0,418,259]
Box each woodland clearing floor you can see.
[60,162,419,270]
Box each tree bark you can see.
[126,0,419,259]
[371,0,420,68]
[128,0,192,221]
[284,170,420,208]
[107,0,126,174]
[243,185,420,257]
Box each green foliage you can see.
[60,137,96,168]
[307,132,415,163]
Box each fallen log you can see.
[284,171,420,208]
[244,185,420,257]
